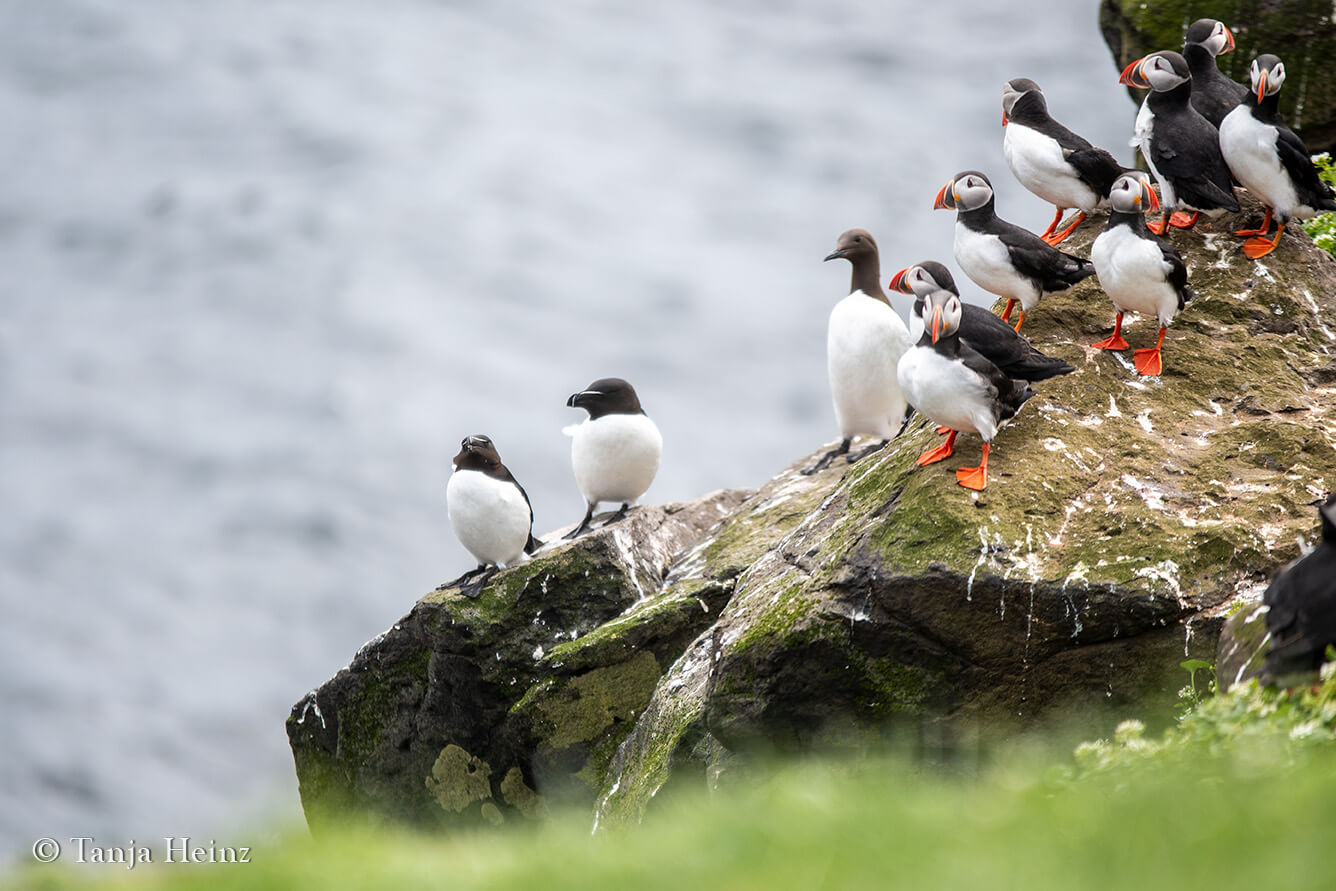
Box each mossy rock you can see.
[1099,0,1336,153]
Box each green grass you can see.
[1301,153,1336,257]
[10,670,1336,891]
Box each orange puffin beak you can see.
[931,306,943,343]
[933,181,956,210]
[1222,25,1236,54]
[1145,184,1161,212]
[1002,110,1009,126]
[1256,71,1268,104]
[1119,57,1147,88]
[889,267,909,293]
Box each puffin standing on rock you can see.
[1122,50,1240,232]
[1181,18,1247,128]
[1089,173,1195,377]
[563,377,662,539]
[889,261,1075,383]
[933,170,1096,332]
[897,289,1035,492]
[803,229,912,475]
[1002,77,1129,245]
[1219,54,1336,259]
[446,435,541,591]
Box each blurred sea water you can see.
[0,0,1138,859]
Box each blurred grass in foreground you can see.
[10,673,1336,891]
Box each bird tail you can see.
[525,533,543,555]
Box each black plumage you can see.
[1263,495,1336,683]
[1182,18,1248,128]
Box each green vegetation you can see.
[1301,153,1336,257]
[13,670,1336,891]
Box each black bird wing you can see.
[1152,118,1240,211]
[959,304,1075,381]
[500,469,541,554]
[1274,124,1336,212]
[1156,235,1194,309]
[955,339,1035,424]
[997,224,1096,292]
[1063,146,1126,198]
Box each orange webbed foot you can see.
[1091,333,1129,351]
[1241,234,1281,259]
[1133,346,1163,376]
[1168,211,1200,229]
[955,465,987,491]
[916,430,957,466]
[934,426,951,435]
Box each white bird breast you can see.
[897,346,998,441]
[826,292,911,440]
[565,413,663,505]
[1091,225,1181,327]
[1219,108,1302,219]
[953,223,1041,310]
[446,468,532,567]
[1004,123,1101,212]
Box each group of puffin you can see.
[806,18,1335,494]
[441,18,1334,600]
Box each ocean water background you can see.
[0,0,1140,859]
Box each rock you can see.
[289,192,1336,832]
[1099,0,1336,154]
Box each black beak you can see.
[568,390,598,408]
[824,249,846,262]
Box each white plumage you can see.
[446,469,532,568]
[1131,99,1177,209]
[897,347,998,441]
[1004,123,1102,213]
[564,413,662,508]
[827,291,912,441]
[953,223,1043,314]
[1091,225,1182,327]
[1219,107,1303,220]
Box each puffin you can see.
[802,229,913,475]
[888,261,1075,383]
[1089,173,1195,377]
[897,289,1035,491]
[1121,50,1240,232]
[1182,18,1247,128]
[933,170,1096,332]
[1262,493,1336,685]
[446,434,541,590]
[1002,77,1129,245]
[1219,54,1336,259]
[563,377,663,539]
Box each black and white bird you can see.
[1262,493,1336,684]
[933,170,1096,332]
[1121,50,1240,232]
[896,289,1035,491]
[1089,173,1195,377]
[1002,77,1129,245]
[889,261,1075,383]
[563,377,663,539]
[1182,18,1247,128]
[1219,54,1336,259]
[803,229,912,475]
[446,434,541,590]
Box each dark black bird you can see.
[1122,50,1240,232]
[1182,18,1248,128]
[1262,494,1336,684]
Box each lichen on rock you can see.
[290,191,1336,835]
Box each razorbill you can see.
[1089,173,1195,377]
[803,229,913,475]
[896,289,1035,491]
[446,434,541,591]
[563,377,662,539]
[933,170,1095,332]
[1219,54,1336,258]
